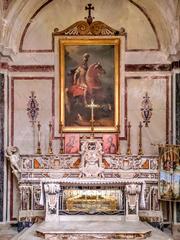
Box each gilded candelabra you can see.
[116,124,121,155]
[48,121,53,154]
[59,121,64,154]
[36,121,42,154]
[138,121,143,155]
[126,121,132,155]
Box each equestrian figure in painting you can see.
[86,62,106,102]
[66,53,106,125]
[69,53,89,106]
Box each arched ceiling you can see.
[0,0,179,58]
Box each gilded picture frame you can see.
[59,38,120,132]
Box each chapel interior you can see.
[0,0,180,240]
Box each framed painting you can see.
[64,134,80,154]
[59,38,120,132]
[103,134,117,154]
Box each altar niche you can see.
[60,186,125,215]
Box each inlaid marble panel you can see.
[0,73,4,221]
[176,73,180,144]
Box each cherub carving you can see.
[6,146,21,179]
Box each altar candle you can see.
[48,121,53,154]
[37,121,41,142]
[126,121,132,155]
[36,121,42,154]
[138,121,143,155]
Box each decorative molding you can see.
[53,20,125,36]
[0,62,9,70]
[125,64,171,72]
[0,74,4,221]
[0,64,172,72]
[9,65,54,72]
[166,76,169,144]
[0,64,54,72]
[140,92,153,127]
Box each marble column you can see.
[125,184,141,221]
[176,73,180,143]
[44,183,61,222]
[0,74,4,221]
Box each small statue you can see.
[6,146,21,179]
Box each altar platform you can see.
[11,215,174,240]
[34,215,169,240]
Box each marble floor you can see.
[0,223,18,240]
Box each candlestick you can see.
[59,121,64,154]
[48,121,53,154]
[126,121,132,155]
[36,121,42,154]
[138,121,143,155]
[116,124,121,155]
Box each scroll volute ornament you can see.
[53,20,125,36]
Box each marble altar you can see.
[6,137,160,227]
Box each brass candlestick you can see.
[126,121,132,155]
[138,121,143,155]
[36,121,42,154]
[116,124,121,155]
[59,121,64,154]
[48,121,53,154]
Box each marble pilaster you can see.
[0,73,4,221]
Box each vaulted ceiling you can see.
[0,0,179,60]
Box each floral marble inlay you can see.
[140,92,153,127]
[0,74,4,221]
[27,91,39,125]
